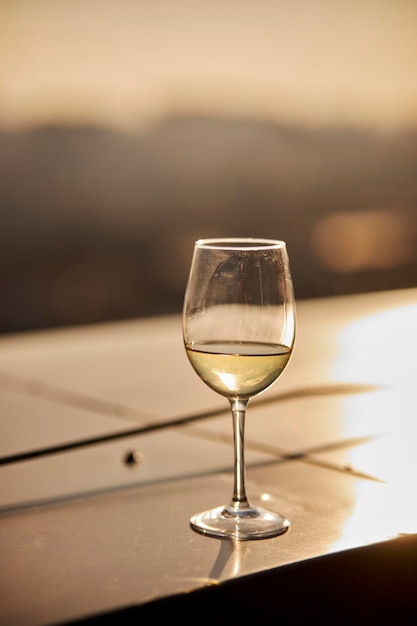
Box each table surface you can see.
[1,287,417,625]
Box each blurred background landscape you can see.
[1,0,416,333]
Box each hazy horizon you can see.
[1,0,417,132]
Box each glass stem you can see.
[228,398,251,512]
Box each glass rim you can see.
[195,237,286,250]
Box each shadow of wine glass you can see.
[208,537,248,582]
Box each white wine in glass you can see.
[183,238,296,540]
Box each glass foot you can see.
[190,504,290,540]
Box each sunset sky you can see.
[1,0,417,131]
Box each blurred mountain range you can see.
[1,116,416,333]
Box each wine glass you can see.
[183,238,296,540]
